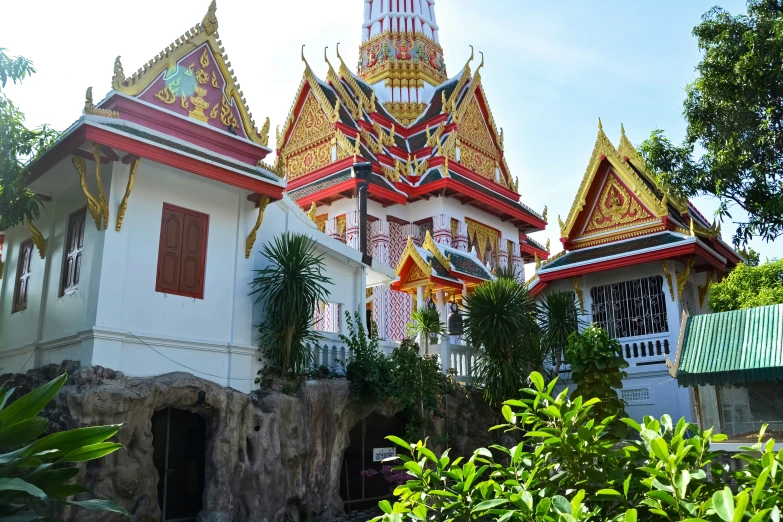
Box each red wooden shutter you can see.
[61,208,86,296]
[13,239,34,313]
[178,213,207,297]
[156,206,184,294]
[156,204,209,299]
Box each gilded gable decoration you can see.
[465,217,499,264]
[582,174,655,234]
[111,1,269,147]
[561,120,669,241]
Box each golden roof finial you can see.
[324,46,334,70]
[535,254,541,269]
[202,0,218,36]
[598,117,603,131]
[558,214,566,236]
[689,217,696,237]
[112,56,126,89]
[259,117,270,147]
[545,239,551,253]
[620,122,627,139]
[464,45,474,70]
[301,45,310,69]
[476,51,485,75]
[84,87,94,113]
[307,202,317,223]
[542,205,548,222]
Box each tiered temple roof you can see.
[528,121,741,295]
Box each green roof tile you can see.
[676,304,783,386]
[541,233,686,271]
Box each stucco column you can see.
[437,288,450,372]
[452,220,469,252]
[498,240,509,270]
[370,220,391,339]
[401,223,422,246]
[432,214,451,247]
[345,211,360,251]
[326,218,343,243]
[510,241,524,283]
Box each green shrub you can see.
[343,311,392,402]
[0,373,129,520]
[566,325,629,422]
[374,371,782,522]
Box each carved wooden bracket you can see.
[116,157,140,231]
[662,261,675,300]
[677,258,696,299]
[245,196,270,258]
[26,219,46,259]
[572,277,585,314]
[72,144,110,230]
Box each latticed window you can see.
[590,276,669,339]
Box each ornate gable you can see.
[580,171,656,236]
[560,120,668,245]
[282,92,335,181]
[111,1,269,147]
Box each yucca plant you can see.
[250,232,332,375]
[0,373,129,520]
[406,307,445,355]
[463,277,538,403]
[538,290,581,376]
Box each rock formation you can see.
[1,364,500,522]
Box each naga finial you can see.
[112,56,126,89]
[598,117,603,131]
[202,0,218,36]
[324,46,331,65]
[84,87,94,114]
[336,42,343,61]
[475,51,485,75]
[542,205,548,222]
[620,122,626,138]
[464,45,474,70]
[301,45,309,68]
[259,117,271,147]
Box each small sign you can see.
[372,447,396,462]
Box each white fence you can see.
[307,332,479,383]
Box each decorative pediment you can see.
[561,120,668,240]
[581,171,656,235]
[111,1,269,147]
[459,97,498,156]
[285,93,334,155]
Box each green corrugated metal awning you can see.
[674,304,783,387]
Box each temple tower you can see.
[358,0,447,121]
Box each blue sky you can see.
[4,0,780,260]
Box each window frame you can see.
[12,239,34,314]
[589,275,669,339]
[59,207,87,297]
[155,203,210,300]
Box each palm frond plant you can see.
[537,290,581,376]
[493,263,520,281]
[250,232,332,375]
[406,307,445,355]
[463,277,538,403]
[0,373,129,520]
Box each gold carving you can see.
[542,206,548,223]
[584,175,653,233]
[372,121,396,147]
[545,239,551,253]
[200,47,210,69]
[286,140,332,180]
[259,117,270,147]
[460,98,498,156]
[188,86,210,122]
[83,87,120,118]
[285,94,333,154]
[156,86,177,104]
[395,236,432,279]
[698,271,714,308]
[459,143,496,180]
[112,56,126,90]
[209,104,219,120]
[201,0,218,36]
[382,101,427,126]
[422,230,450,271]
[662,261,675,300]
[181,96,189,110]
[211,70,219,88]
[91,145,110,230]
[72,156,103,230]
[573,277,585,313]
[315,214,327,233]
[425,123,445,148]
[26,219,46,259]
[677,258,696,299]
[245,196,270,258]
[116,157,140,232]
[535,254,541,269]
[306,202,317,223]
[465,217,499,264]
[220,96,238,128]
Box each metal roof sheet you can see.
[675,304,783,386]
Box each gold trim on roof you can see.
[395,236,432,277]
[422,230,450,271]
[111,1,269,147]
[561,120,669,239]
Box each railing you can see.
[307,332,479,383]
[559,332,675,378]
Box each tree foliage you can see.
[709,258,783,312]
[0,48,58,230]
[0,373,129,520]
[375,372,783,522]
[463,278,538,404]
[250,232,332,375]
[566,325,629,422]
[639,1,783,246]
[538,290,581,377]
[406,307,445,356]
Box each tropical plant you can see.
[565,325,629,423]
[0,47,59,229]
[639,1,783,246]
[463,277,538,404]
[537,290,581,377]
[494,263,520,281]
[709,258,783,312]
[374,371,783,522]
[250,232,332,375]
[406,307,445,355]
[0,373,129,520]
[343,311,391,402]
[388,340,443,441]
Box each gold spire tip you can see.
[202,0,218,36]
[598,117,603,130]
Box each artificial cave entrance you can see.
[339,412,405,513]
[152,407,207,522]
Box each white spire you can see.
[362,0,440,43]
